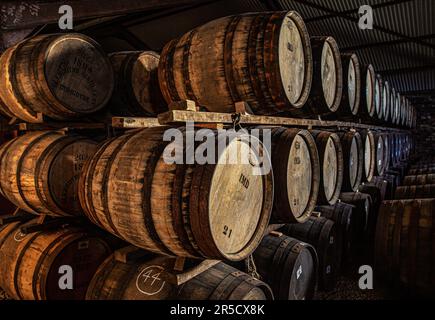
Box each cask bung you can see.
[0,131,97,216]
[375,199,435,296]
[310,130,343,205]
[336,130,363,192]
[159,11,312,115]
[79,127,273,261]
[269,127,320,223]
[0,34,114,122]
[280,217,341,291]
[86,254,274,300]
[109,51,167,116]
[0,219,112,300]
[304,36,342,117]
[252,234,317,300]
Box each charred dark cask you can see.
[252,233,318,300]
[395,184,435,199]
[268,127,320,223]
[109,51,167,116]
[403,174,435,186]
[0,34,114,122]
[86,254,274,300]
[375,199,435,297]
[280,216,341,291]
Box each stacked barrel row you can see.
[375,153,435,297]
[0,13,417,127]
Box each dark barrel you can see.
[395,184,435,199]
[403,174,435,185]
[252,233,318,300]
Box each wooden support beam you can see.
[17,121,107,131]
[0,0,212,30]
[112,117,161,129]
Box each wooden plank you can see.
[17,122,107,131]
[112,117,161,129]
[158,110,408,132]
[0,0,211,30]
[166,259,221,286]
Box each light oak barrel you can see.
[252,234,318,300]
[375,199,435,297]
[265,127,320,223]
[0,219,112,300]
[0,131,97,217]
[86,254,274,300]
[374,74,383,121]
[310,130,343,205]
[0,33,114,122]
[79,127,273,261]
[382,80,391,122]
[109,51,167,116]
[158,11,312,115]
[358,64,376,121]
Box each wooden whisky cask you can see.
[358,64,376,121]
[339,192,372,237]
[395,184,435,199]
[158,11,312,115]
[382,133,391,173]
[359,130,376,182]
[0,219,112,300]
[316,202,357,268]
[310,130,343,205]
[109,51,167,116]
[334,53,360,120]
[79,127,273,261]
[375,199,435,296]
[374,75,383,121]
[252,234,318,300]
[86,254,274,300]
[382,80,390,122]
[0,34,114,123]
[408,167,435,175]
[373,133,386,176]
[389,87,396,125]
[268,127,320,223]
[280,216,341,291]
[403,174,435,186]
[336,130,363,192]
[304,36,342,116]
[400,97,407,127]
[393,91,401,125]
[0,131,97,216]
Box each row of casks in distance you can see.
[0,128,411,262]
[0,13,417,128]
[157,11,417,128]
[0,33,169,123]
[395,158,435,199]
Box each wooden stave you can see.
[158,11,313,115]
[0,131,97,217]
[0,34,114,122]
[86,254,274,300]
[108,51,167,116]
[79,127,273,261]
[252,234,318,300]
[403,174,435,186]
[280,217,341,291]
[0,219,112,300]
[310,130,344,205]
[270,127,320,223]
[375,199,435,296]
[304,36,343,117]
[336,130,363,192]
[395,184,435,199]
